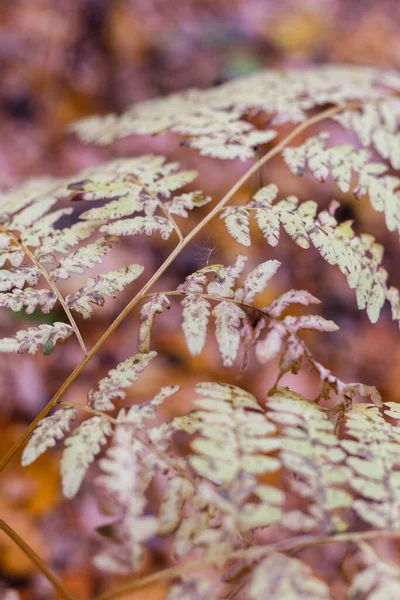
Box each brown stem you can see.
[95,529,400,600]
[0,101,366,475]
[0,519,78,600]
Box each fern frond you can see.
[342,403,400,529]
[349,543,400,599]
[222,188,399,326]
[21,407,76,466]
[158,476,194,536]
[283,132,400,236]
[61,416,113,498]
[70,66,400,159]
[139,294,171,352]
[0,287,56,314]
[88,351,157,411]
[101,215,174,239]
[249,553,331,599]
[165,578,212,600]
[66,264,144,318]
[333,99,400,168]
[0,265,41,292]
[268,387,352,533]
[49,236,116,281]
[175,383,281,484]
[94,425,158,574]
[0,322,73,355]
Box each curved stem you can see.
[0,228,87,356]
[0,101,365,474]
[0,519,78,600]
[95,528,400,600]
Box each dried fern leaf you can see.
[61,416,113,498]
[66,264,144,319]
[88,351,157,411]
[249,553,331,599]
[342,403,400,529]
[118,385,180,427]
[94,426,158,573]
[101,216,174,240]
[181,294,211,357]
[164,191,211,218]
[0,322,73,355]
[0,287,57,314]
[71,66,400,159]
[333,99,400,168]
[267,289,321,318]
[207,254,247,298]
[349,543,400,600]
[0,265,41,292]
[212,301,245,367]
[176,383,280,484]
[165,578,213,600]
[283,132,400,236]
[268,387,352,533]
[49,237,116,281]
[138,294,171,352]
[21,407,76,466]
[225,189,398,325]
[237,259,281,304]
[158,476,194,535]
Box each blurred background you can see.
[1,1,400,598]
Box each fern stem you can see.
[0,519,78,600]
[0,101,364,475]
[94,528,400,600]
[0,228,87,355]
[58,401,119,423]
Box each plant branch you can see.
[0,227,87,355]
[95,529,400,600]
[0,519,78,600]
[0,101,367,475]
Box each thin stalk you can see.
[0,228,87,355]
[0,519,78,600]
[0,101,365,475]
[95,529,400,600]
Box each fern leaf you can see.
[158,477,194,535]
[238,259,281,304]
[221,207,251,247]
[21,408,76,466]
[61,416,113,498]
[0,288,57,314]
[249,554,331,599]
[118,385,180,427]
[165,578,212,600]
[49,237,116,281]
[0,322,73,355]
[267,289,321,317]
[36,220,100,258]
[88,351,157,411]
[349,543,400,600]
[212,301,245,367]
[207,254,247,298]
[181,294,210,356]
[342,403,400,529]
[0,265,41,293]
[268,387,352,533]
[101,216,174,240]
[94,425,158,573]
[176,383,280,484]
[138,294,171,352]
[66,264,144,319]
[164,191,211,218]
